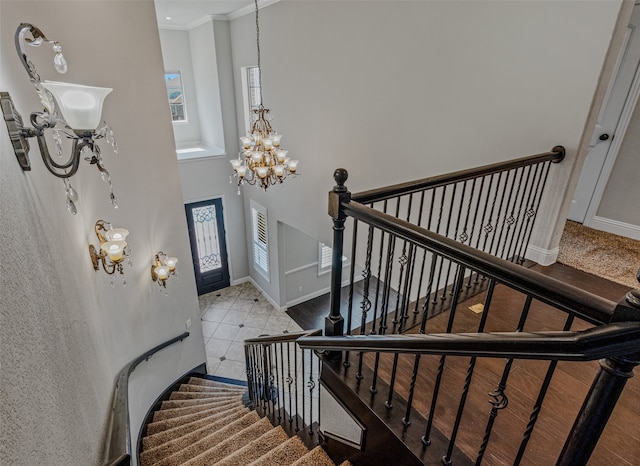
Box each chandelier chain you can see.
[255,0,263,107]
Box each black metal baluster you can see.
[391,196,407,327]
[443,279,496,466]
[370,234,396,393]
[470,174,495,286]
[344,219,359,369]
[467,175,488,287]
[514,314,575,465]
[301,344,306,431]
[500,165,528,261]
[308,350,316,434]
[273,342,282,423]
[507,163,539,262]
[458,178,476,246]
[267,344,274,419]
[432,186,448,304]
[286,341,293,423]
[386,243,416,409]
[438,184,458,302]
[492,167,522,259]
[356,225,374,378]
[370,228,385,335]
[405,251,439,427]
[293,343,300,431]
[279,342,286,422]
[475,295,533,465]
[486,170,512,259]
[422,266,465,446]
[517,161,552,265]
[412,191,428,315]
[479,173,500,255]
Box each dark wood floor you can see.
[288,263,640,466]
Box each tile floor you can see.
[198,282,303,381]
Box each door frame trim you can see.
[584,10,640,228]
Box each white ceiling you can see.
[155,0,254,28]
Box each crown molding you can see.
[228,0,282,21]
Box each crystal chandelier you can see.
[230,0,299,192]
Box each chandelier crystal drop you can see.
[230,0,299,192]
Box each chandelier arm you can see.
[35,133,82,178]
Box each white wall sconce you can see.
[151,252,178,288]
[1,23,119,215]
[89,220,131,286]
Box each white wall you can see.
[0,2,206,464]
[230,0,623,305]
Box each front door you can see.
[185,198,230,295]
[569,5,640,223]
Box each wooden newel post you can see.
[326,168,351,337]
[557,288,640,466]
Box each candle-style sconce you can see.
[151,252,178,288]
[89,220,131,285]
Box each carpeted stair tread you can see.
[247,435,309,466]
[291,445,337,466]
[145,401,246,436]
[187,377,247,390]
[152,397,243,421]
[180,417,274,466]
[143,405,249,450]
[214,425,290,466]
[169,391,242,401]
[141,410,255,465]
[159,395,243,410]
[178,382,246,394]
[147,411,262,466]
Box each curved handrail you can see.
[342,201,618,325]
[352,146,565,204]
[102,332,190,466]
[298,322,640,362]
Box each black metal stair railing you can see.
[244,330,323,438]
[317,147,640,466]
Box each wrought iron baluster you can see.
[468,174,490,287]
[344,219,359,369]
[506,164,538,262]
[478,173,500,254]
[370,228,386,335]
[356,225,374,378]
[294,343,300,432]
[308,350,316,434]
[422,266,465,446]
[499,165,529,261]
[439,183,458,302]
[386,243,416,409]
[301,344,306,431]
[517,161,552,265]
[279,342,286,422]
[458,178,476,246]
[273,342,281,423]
[432,186,448,304]
[443,279,496,466]
[370,234,396,391]
[475,295,533,465]
[488,168,520,256]
[514,313,575,465]
[492,167,522,259]
[287,341,293,423]
[404,250,439,427]
[391,196,407,327]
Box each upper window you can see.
[165,71,187,122]
[318,242,348,275]
[251,201,269,279]
[242,66,262,133]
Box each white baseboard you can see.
[230,276,251,286]
[286,286,331,308]
[587,216,640,241]
[246,277,287,312]
[525,244,559,266]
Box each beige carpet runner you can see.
[140,377,350,466]
[558,220,640,289]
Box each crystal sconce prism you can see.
[1,23,120,215]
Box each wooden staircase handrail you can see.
[351,146,565,203]
[297,322,640,361]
